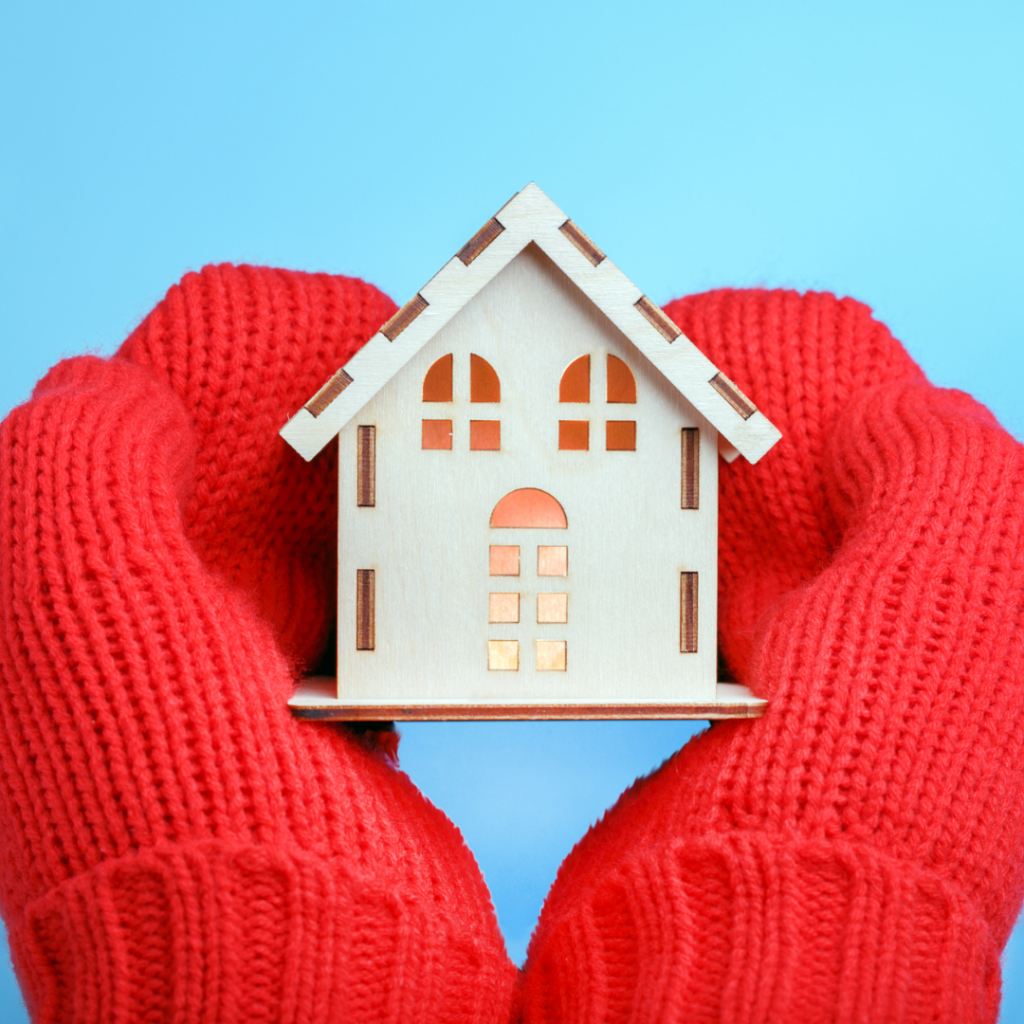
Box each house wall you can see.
[335,243,719,705]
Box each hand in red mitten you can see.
[519,289,1024,1023]
[0,265,517,1023]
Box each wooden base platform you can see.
[288,677,767,721]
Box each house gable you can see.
[280,184,781,465]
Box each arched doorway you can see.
[487,489,568,672]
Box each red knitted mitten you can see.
[0,265,516,1023]
[519,289,1024,1023]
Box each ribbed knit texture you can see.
[0,265,517,1023]
[5,273,1023,1023]
[519,289,1024,1023]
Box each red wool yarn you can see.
[1,270,1022,1023]
[0,265,516,1023]
[519,290,1024,1023]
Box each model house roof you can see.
[281,184,782,464]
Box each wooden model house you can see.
[283,184,781,721]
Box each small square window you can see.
[488,640,519,671]
[537,593,567,624]
[470,420,501,450]
[536,640,566,671]
[559,420,589,450]
[606,420,636,451]
[538,545,567,576]
[489,593,520,623]
[422,419,452,450]
[490,545,520,576]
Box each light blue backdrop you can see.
[2,2,1022,1019]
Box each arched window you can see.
[559,355,590,450]
[421,353,501,450]
[490,488,567,529]
[607,355,636,403]
[423,353,453,402]
[605,356,635,449]
[558,353,637,451]
[471,354,501,402]
[488,489,568,673]
[559,355,590,402]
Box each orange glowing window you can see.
[470,354,501,402]
[559,420,589,450]
[422,419,452,449]
[423,353,453,402]
[607,355,636,403]
[536,640,567,671]
[537,593,567,624]
[606,421,636,451]
[489,545,520,575]
[490,489,567,529]
[538,546,568,576]
[488,640,519,671]
[489,593,520,624]
[470,420,500,450]
[559,355,590,403]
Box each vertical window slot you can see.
[680,572,698,653]
[357,426,376,507]
[681,428,700,509]
[357,569,375,651]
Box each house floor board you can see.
[287,676,767,721]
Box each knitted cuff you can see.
[522,833,999,1024]
[10,840,516,1024]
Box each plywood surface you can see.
[334,243,721,706]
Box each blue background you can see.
[2,1,1022,1019]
